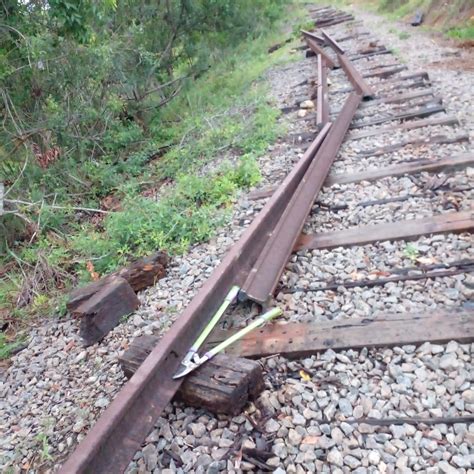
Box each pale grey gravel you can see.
[125,343,473,473]
[1,5,473,474]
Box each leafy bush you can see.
[1,0,285,243]
[0,0,290,345]
[447,25,474,40]
[72,156,261,275]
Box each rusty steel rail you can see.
[338,53,375,100]
[321,29,345,55]
[317,54,330,128]
[305,37,337,69]
[240,92,362,305]
[60,9,377,472]
[59,114,337,474]
[301,29,325,45]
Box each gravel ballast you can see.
[1,3,473,473]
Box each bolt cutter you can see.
[173,285,281,378]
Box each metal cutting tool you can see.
[173,285,281,378]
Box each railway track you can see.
[60,5,473,473]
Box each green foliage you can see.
[227,155,262,189]
[376,0,427,16]
[447,25,474,40]
[0,0,294,350]
[35,433,52,462]
[0,0,285,242]
[375,0,473,35]
[73,156,261,274]
[403,243,420,261]
[0,334,19,360]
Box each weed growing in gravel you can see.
[447,24,474,41]
[0,334,25,359]
[403,243,420,261]
[36,433,52,462]
[0,1,306,345]
[73,157,262,274]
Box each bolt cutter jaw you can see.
[173,353,206,379]
[173,350,197,379]
[173,361,200,379]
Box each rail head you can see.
[321,29,345,55]
[62,18,381,473]
[58,114,336,474]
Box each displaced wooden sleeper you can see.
[120,335,264,416]
[74,276,140,346]
[67,252,169,345]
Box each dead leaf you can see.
[366,270,391,280]
[101,194,122,211]
[302,435,319,445]
[368,270,391,278]
[86,261,100,281]
[349,271,365,281]
[416,256,438,265]
[64,340,76,352]
[299,369,311,382]
[443,195,461,211]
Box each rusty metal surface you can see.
[301,29,325,45]
[321,29,345,55]
[317,55,330,128]
[305,38,337,69]
[338,53,375,99]
[240,93,362,305]
[58,112,336,474]
[59,8,395,473]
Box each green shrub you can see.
[72,156,261,275]
[447,25,474,40]
[0,0,292,345]
[0,0,286,243]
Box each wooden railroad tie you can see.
[333,70,429,95]
[120,336,264,416]
[337,96,443,122]
[68,252,169,346]
[326,153,474,186]
[362,89,435,107]
[285,259,474,293]
[358,134,469,158]
[348,115,459,141]
[207,309,474,359]
[349,103,445,130]
[73,276,140,347]
[247,153,474,201]
[294,210,474,251]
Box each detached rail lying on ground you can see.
[60,56,365,472]
[60,5,474,472]
[59,126,333,472]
